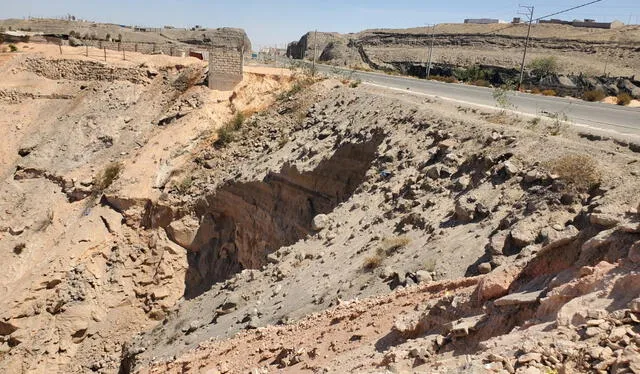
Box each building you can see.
[464,19,507,24]
[539,19,624,29]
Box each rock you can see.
[510,224,537,248]
[475,266,519,303]
[311,214,329,231]
[494,290,542,307]
[68,36,84,47]
[166,216,200,249]
[454,200,475,222]
[589,213,620,228]
[453,175,471,191]
[517,352,542,364]
[488,232,508,256]
[478,262,492,274]
[629,241,640,263]
[502,161,519,177]
[539,225,579,248]
[152,287,171,300]
[0,320,19,336]
[609,326,627,342]
[415,270,432,283]
[437,138,458,151]
[629,298,640,313]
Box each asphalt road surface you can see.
[313,64,640,139]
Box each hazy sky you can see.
[2,0,639,49]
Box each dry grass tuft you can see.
[582,89,606,102]
[617,93,632,106]
[380,236,411,255]
[363,255,383,271]
[94,162,123,192]
[551,154,601,192]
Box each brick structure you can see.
[208,46,243,91]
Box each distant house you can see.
[464,19,507,24]
[539,19,624,29]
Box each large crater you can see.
[179,137,383,299]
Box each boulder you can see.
[510,224,537,248]
[475,266,519,303]
[454,200,475,222]
[166,216,200,249]
[589,213,620,228]
[311,214,329,231]
[478,262,492,274]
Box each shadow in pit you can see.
[182,134,384,299]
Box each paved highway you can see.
[313,64,640,138]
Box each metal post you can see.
[518,5,534,90]
[312,29,318,75]
[426,25,436,79]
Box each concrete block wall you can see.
[208,47,243,91]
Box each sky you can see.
[2,0,639,50]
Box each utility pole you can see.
[312,29,318,75]
[426,24,436,79]
[518,5,534,90]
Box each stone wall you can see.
[80,40,191,56]
[208,47,243,91]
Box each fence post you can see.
[104,47,107,62]
[86,44,88,57]
[123,48,126,61]
[135,43,138,52]
[59,41,62,55]
[170,47,173,56]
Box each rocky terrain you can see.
[287,23,640,80]
[0,18,251,52]
[1,40,640,374]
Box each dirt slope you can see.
[0,43,292,373]
[118,79,640,372]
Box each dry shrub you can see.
[541,89,557,96]
[530,87,542,95]
[551,155,601,192]
[363,255,383,271]
[429,75,458,84]
[469,79,491,87]
[582,89,606,102]
[617,93,632,106]
[380,236,411,255]
[94,162,123,192]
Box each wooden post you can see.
[118,42,121,51]
[170,47,173,56]
[123,48,126,60]
[104,47,107,62]
[85,44,88,57]
[135,43,138,52]
[59,42,62,55]
[152,43,156,53]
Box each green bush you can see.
[582,89,606,102]
[454,65,486,82]
[617,93,632,106]
[528,56,559,78]
[230,111,245,130]
[8,44,18,52]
